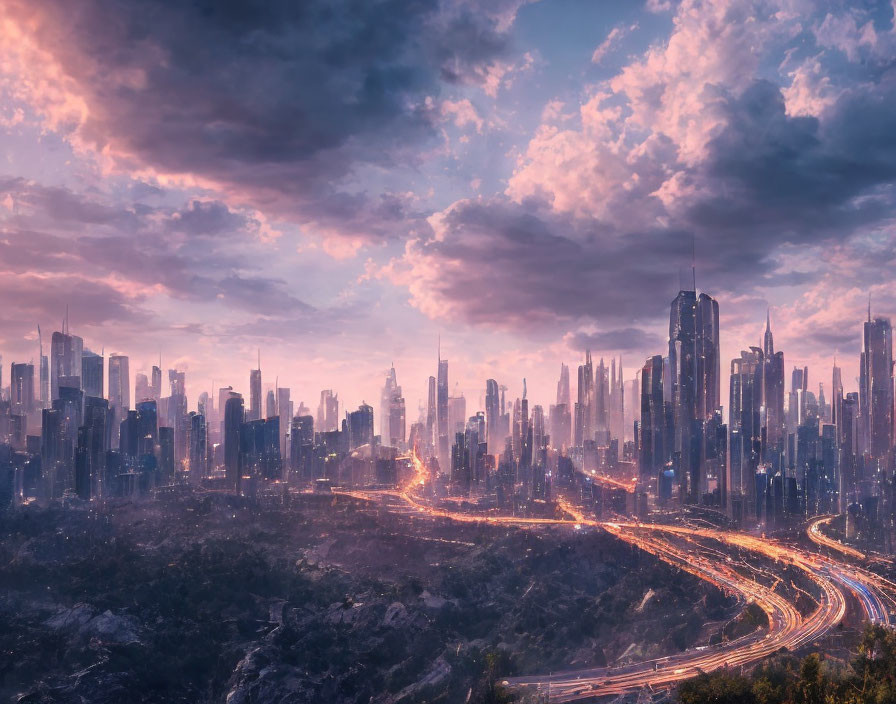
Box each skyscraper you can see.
[188,411,207,483]
[276,386,292,461]
[762,313,785,458]
[556,363,570,408]
[669,289,697,501]
[426,376,437,452]
[150,365,162,400]
[437,354,449,466]
[639,355,665,479]
[729,348,763,519]
[388,386,406,448]
[695,293,720,420]
[575,351,593,446]
[861,313,893,460]
[667,288,720,503]
[249,364,262,422]
[486,378,500,453]
[224,393,244,493]
[317,389,338,432]
[50,329,83,401]
[831,360,843,429]
[81,350,103,398]
[108,354,130,449]
[380,366,398,442]
[347,403,374,449]
[10,362,35,417]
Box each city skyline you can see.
[2,0,896,413]
[0,299,882,426]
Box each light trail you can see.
[807,515,866,561]
[332,488,894,701]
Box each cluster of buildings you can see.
[0,291,895,549]
[636,293,896,551]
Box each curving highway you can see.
[333,486,895,701]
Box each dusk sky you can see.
[3,0,896,416]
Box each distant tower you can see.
[249,351,262,422]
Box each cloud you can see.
[0,0,523,246]
[591,23,638,64]
[385,197,688,332]
[385,0,896,373]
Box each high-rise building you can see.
[188,412,207,483]
[108,354,130,449]
[695,293,720,420]
[290,415,314,481]
[437,355,449,465]
[831,361,843,429]
[639,355,665,479]
[860,313,893,460]
[317,389,338,432]
[41,408,63,499]
[135,373,151,402]
[10,363,35,417]
[348,403,374,450]
[39,352,49,410]
[485,379,501,453]
[388,388,406,449]
[380,366,398,441]
[249,366,262,422]
[761,312,785,458]
[276,387,292,461]
[668,288,720,503]
[669,290,697,500]
[50,330,83,401]
[81,350,103,398]
[151,365,162,400]
[557,363,570,408]
[135,399,159,453]
[224,394,244,492]
[265,389,276,419]
[426,376,437,452]
[575,351,594,446]
[729,348,763,519]
[79,396,109,499]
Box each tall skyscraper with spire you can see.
[762,311,785,457]
[669,285,720,503]
[860,303,893,461]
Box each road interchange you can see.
[333,484,895,701]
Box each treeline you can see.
[677,624,896,704]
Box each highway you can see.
[333,484,895,701]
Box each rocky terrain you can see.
[0,494,739,703]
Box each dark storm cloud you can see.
[406,198,691,330]
[690,78,896,246]
[405,71,896,339]
[166,200,249,237]
[9,0,515,239]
